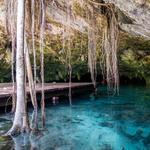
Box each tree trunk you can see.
[40,0,46,127]
[7,0,29,135]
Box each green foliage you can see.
[119,33,150,85]
[0,55,11,82]
[119,34,150,51]
[0,26,11,82]
[0,23,90,83]
[44,32,89,82]
[29,31,89,82]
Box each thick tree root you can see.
[6,126,21,136]
[6,125,30,137]
[31,128,39,135]
[22,126,31,133]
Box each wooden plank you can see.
[0,83,94,107]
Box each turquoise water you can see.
[0,85,150,150]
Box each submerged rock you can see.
[98,122,114,128]
[118,127,144,142]
[143,133,150,145]
[100,144,113,150]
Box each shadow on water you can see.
[0,85,150,149]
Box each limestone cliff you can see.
[103,0,150,38]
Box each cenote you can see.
[1,0,150,149]
[0,85,150,150]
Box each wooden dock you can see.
[0,83,94,107]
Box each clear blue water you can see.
[0,85,150,150]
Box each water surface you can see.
[0,85,150,150]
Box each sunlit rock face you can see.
[104,0,150,39]
[0,0,150,39]
[0,1,5,27]
[0,0,89,35]
[46,1,88,34]
[134,0,146,5]
[46,0,150,39]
